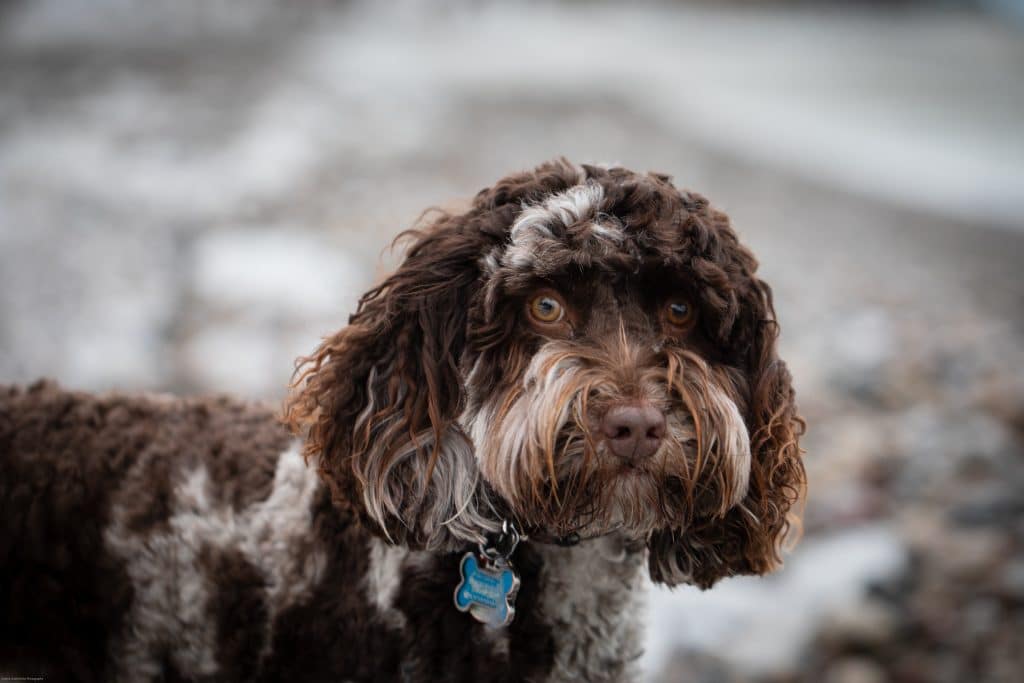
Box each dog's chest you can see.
[535,537,646,683]
[366,535,647,682]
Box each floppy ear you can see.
[283,217,498,550]
[649,276,806,589]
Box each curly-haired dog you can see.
[0,160,805,682]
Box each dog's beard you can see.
[465,342,752,540]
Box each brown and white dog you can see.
[0,160,805,682]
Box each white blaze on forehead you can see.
[588,220,625,244]
[503,182,621,270]
[510,182,606,241]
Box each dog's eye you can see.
[665,300,694,327]
[529,295,564,324]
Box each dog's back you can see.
[0,382,295,681]
[0,383,563,683]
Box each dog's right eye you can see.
[528,294,565,324]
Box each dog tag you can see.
[453,552,520,628]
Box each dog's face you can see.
[464,185,755,543]
[286,160,805,588]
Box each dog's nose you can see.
[601,403,666,461]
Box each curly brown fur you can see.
[286,158,805,587]
[1,382,554,682]
[1,160,803,682]
[0,381,294,680]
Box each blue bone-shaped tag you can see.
[453,552,519,627]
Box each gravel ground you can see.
[1,2,1022,681]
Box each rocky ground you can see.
[1,2,1022,681]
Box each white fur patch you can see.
[363,539,444,637]
[537,536,646,683]
[467,344,585,506]
[587,220,624,244]
[366,536,404,612]
[105,442,325,680]
[503,183,606,270]
[705,384,752,509]
[480,247,503,275]
[359,423,497,549]
[365,536,408,630]
[355,367,499,550]
[510,183,605,241]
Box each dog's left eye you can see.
[665,300,695,327]
[529,295,564,323]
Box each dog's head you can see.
[285,160,805,588]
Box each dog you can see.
[0,159,805,682]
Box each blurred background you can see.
[1,0,1022,680]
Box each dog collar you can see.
[522,528,582,547]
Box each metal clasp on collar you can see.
[479,518,521,563]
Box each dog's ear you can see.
[284,217,497,550]
[649,276,806,589]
